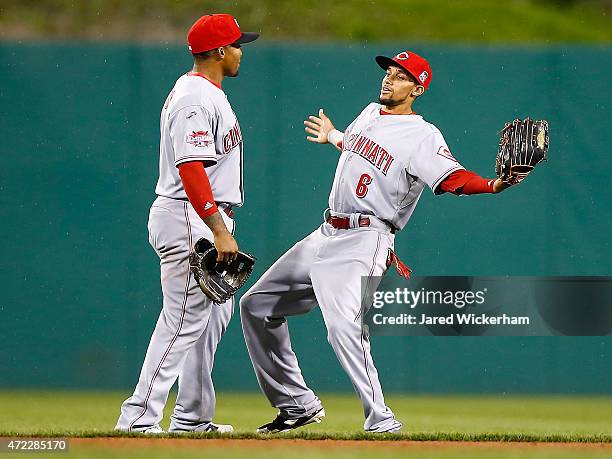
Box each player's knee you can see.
[239,292,253,311]
[160,306,183,331]
[239,292,262,319]
[239,291,280,322]
[326,320,352,344]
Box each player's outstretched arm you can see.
[438,169,512,195]
[304,109,343,151]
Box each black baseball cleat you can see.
[256,408,325,433]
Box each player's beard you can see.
[379,95,400,107]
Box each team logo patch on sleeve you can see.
[436,146,458,162]
[186,130,214,148]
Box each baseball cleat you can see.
[366,419,402,433]
[115,425,166,434]
[169,422,234,434]
[256,408,325,433]
[204,422,234,433]
[143,425,165,434]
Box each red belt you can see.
[326,215,371,229]
[219,205,234,218]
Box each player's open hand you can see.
[304,109,335,144]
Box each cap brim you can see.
[236,32,260,45]
[375,55,396,71]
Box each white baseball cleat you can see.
[366,419,402,433]
[204,422,234,433]
[169,422,235,434]
[115,425,166,434]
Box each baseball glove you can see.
[189,238,256,304]
[496,118,549,185]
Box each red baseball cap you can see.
[376,51,432,90]
[188,14,259,54]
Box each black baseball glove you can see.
[496,118,549,185]
[189,238,256,304]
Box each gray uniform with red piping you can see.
[240,100,463,431]
[115,72,242,432]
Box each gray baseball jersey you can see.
[116,73,240,433]
[330,103,464,229]
[155,72,244,206]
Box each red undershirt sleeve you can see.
[438,169,496,195]
[178,161,218,220]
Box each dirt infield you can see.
[72,438,612,451]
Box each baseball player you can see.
[115,14,258,434]
[241,51,514,433]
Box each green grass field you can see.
[1,391,611,458]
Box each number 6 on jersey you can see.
[356,173,373,198]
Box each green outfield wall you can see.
[1,44,611,393]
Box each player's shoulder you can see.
[391,116,447,156]
[350,102,379,119]
[415,116,445,138]
[362,102,382,115]
[167,74,223,115]
[349,103,381,124]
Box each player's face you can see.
[222,43,242,77]
[379,65,422,106]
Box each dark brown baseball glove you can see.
[496,118,549,185]
[189,238,256,304]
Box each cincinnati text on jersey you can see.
[344,134,395,175]
[223,121,242,154]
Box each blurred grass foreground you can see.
[1,0,612,43]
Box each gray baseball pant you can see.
[240,222,401,432]
[115,196,234,432]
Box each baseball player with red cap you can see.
[115,13,258,434]
[241,50,513,433]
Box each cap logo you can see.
[419,71,429,83]
[395,52,410,60]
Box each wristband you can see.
[328,129,344,148]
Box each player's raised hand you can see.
[304,108,335,144]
